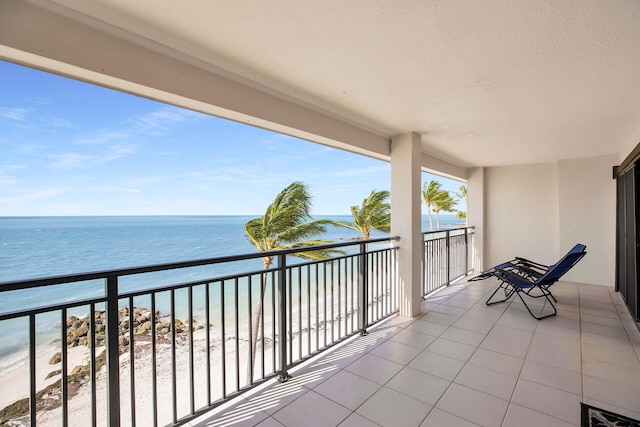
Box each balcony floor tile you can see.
[502,403,575,427]
[511,379,581,423]
[313,370,380,411]
[272,390,352,427]
[196,280,640,427]
[356,386,432,427]
[343,353,404,385]
[453,363,518,400]
[519,359,582,395]
[467,348,524,377]
[385,366,451,405]
[420,408,480,426]
[435,383,509,427]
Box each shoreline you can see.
[0,281,373,425]
[0,324,260,426]
[0,303,305,426]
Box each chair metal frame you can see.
[476,245,587,319]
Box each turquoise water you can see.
[0,215,463,283]
[0,215,464,360]
[0,216,263,282]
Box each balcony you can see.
[192,279,640,427]
[1,2,640,425]
[1,235,402,426]
[2,229,639,426]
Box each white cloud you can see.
[330,164,390,178]
[48,142,139,169]
[0,187,70,203]
[185,167,273,186]
[15,144,46,155]
[46,117,77,129]
[129,108,201,135]
[49,153,94,169]
[127,176,168,186]
[26,97,50,106]
[97,143,138,163]
[75,130,129,146]
[0,164,25,173]
[0,176,18,188]
[92,185,141,193]
[0,107,32,121]
[66,107,201,167]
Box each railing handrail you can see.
[0,234,400,427]
[0,235,400,292]
[422,225,474,237]
[422,226,475,296]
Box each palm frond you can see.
[346,189,390,239]
[453,184,467,200]
[277,221,328,244]
[422,180,443,206]
[280,240,346,260]
[244,181,344,265]
[433,190,458,212]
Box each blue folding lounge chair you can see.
[481,245,587,319]
[469,244,586,283]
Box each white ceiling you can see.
[46,0,640,167]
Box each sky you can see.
[0,60,466,216]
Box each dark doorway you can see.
[616,157,640,321]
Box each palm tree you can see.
[454,184,468,222]
[454,184,467,201]
[340,190,390,239]
[422,180,445,231]
[244,181,343,380]
[432,190,458,229]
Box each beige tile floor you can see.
[189,278,640,427]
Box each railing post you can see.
[105,275,121,427]
[445,230,451,285]
[358,242,368,335]
[464,227,469,274]
[277,254,290,382]
[421,233,426,299]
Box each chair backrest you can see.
[547,243,586,269]
[568,243,587,255]
[536,245,587,285]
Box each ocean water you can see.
[0,216,264,282]
[0,215,463,282]
[0,215,464,361]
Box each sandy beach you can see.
[0,312,325,425]
[0,344,93,410]
[0,325,272,426]
[0,280,381,426]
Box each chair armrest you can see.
[512,266,544,280]
[495,267,536,289]
[514,257,549,271]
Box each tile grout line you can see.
[345,281,486,426]
[497,296,537,427]
[413,280,510,426]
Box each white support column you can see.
[391,132,422,317]
[467,167,485,272]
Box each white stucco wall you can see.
[476,155,617,287]
[621,131,640,164]
[483,162,560,270]
[557,155,617,286]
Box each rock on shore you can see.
[0,307,206,426]
[64,306,205,349]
